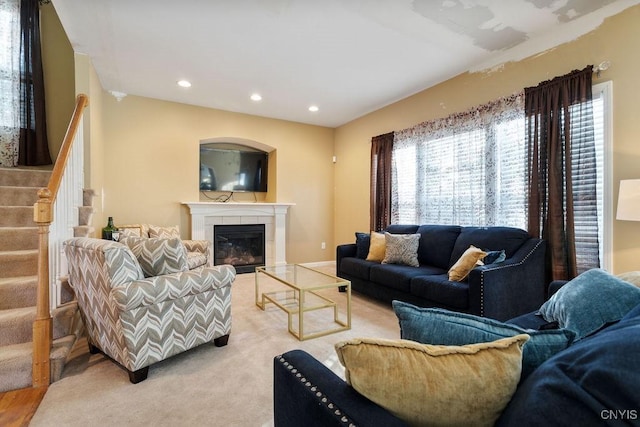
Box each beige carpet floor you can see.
[30,263,400,426]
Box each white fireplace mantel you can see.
[182,202,294,266]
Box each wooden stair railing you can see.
[32,93,89,388]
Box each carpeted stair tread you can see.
[0,276,37,310]
[0,206,36,227]
[0,249,38,278]
[73,225,95,238]
[0,334,80,392]
[78,206,94,226]
[0,168,89,391]
[0,186,42,206]
[0,303,79,347]
[0,307,35,346]
[51,334,80,382]
[0,227,39,251]
[58,277,76,305]
[0,168,50,187]
[83,188,95,207]
[0,341,33,393]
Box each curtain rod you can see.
[593,61,611,78]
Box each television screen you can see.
[199,143,268,192]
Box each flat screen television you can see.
[199,143,268,192]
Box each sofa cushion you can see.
[450,227,529,267]
[410,274,469,309]
[497,303,640,427]
[120,236,189,278]
[370,264,441,293]
[539,268,640,340]
[393,301,576,379]
[366,232,386,262]
[415,225,461,270]
[148,224,181,239]
[340,257,376,281]
[385,224,420,234]
[186,251,208,270]
[382,232,420,267]
[448,245,487,281]
[354,232,370,259]
[335,335,529,427]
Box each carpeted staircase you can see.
[0,168,93,392]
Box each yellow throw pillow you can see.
[335,335,529,427]
[448,245,487,281]
[366,231,386,262]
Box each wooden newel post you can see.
[33,188,53,388]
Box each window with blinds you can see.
[392,99,526,228]
[390,84,610,271]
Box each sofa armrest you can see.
[182,239,212,265]
[274,350,408,427]
[182,239,209,254]
[336,244,357,276]
[110,265,236,311]
[468,238,547,321]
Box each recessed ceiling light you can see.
[250,93,262,101]
[308,105,319,112]
[177,80,191,88]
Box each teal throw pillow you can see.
[392,300,576,379]
[539,268,640,340]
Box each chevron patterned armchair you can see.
[63,237,235,383]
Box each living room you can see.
[3,1,640,425]
[36,2,640,274]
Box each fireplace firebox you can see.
[214,224,265,273]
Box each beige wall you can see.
[42,3,336,264]
[90,94,335,264]
[41,3,75,160]
[46,4,640,270]
[334,5,640,273]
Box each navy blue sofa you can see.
[337,224,547,321]
[273,300,640,427]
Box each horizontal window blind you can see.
[390,86,606,273]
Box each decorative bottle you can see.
[102,216,116,240]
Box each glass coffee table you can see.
[255,264,351,341]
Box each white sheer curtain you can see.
[391,91,526,228]
[0,0,20,167]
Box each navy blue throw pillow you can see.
[497,302,640,426]
[355,232,370,259]
[483,249,506,265]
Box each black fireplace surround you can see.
[214,224,265,273]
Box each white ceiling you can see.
[51,0,638,128]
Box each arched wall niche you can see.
[198,137,277,202]
[200,136,275,153]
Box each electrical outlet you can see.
[321,242,326,249]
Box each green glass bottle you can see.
[102,216,116,240]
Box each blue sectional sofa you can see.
[337,224,547,321]
[274,269,640,426]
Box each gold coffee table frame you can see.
[255,264,351,341]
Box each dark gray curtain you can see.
[18,0,51,166]
[525,66,598,280]
[370,132,394,231]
